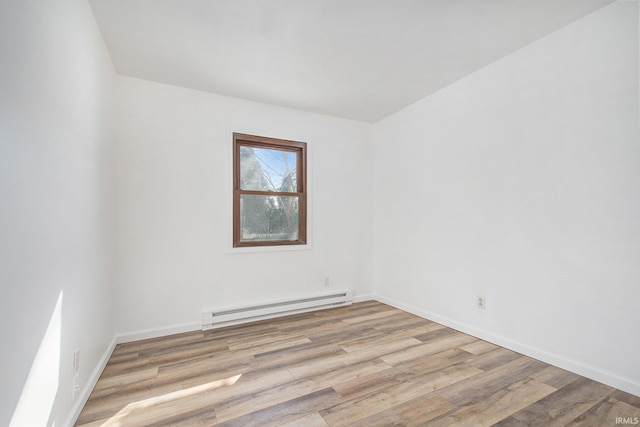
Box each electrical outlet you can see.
[324,276,330,287]
[477,296,486,310]
[73,349,80,375]
[73,380,83,400]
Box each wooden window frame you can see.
[233,133,307,248]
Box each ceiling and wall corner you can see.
[88,0,615,122]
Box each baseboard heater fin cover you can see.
[202,290,353,330]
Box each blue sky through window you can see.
[245,146,297,191]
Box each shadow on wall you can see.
[10,291,63,427]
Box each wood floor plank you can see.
[238,334,312,354]
[332,366,417,400]
[102,340,229,377]
[320,364,482,427]
[226,330,309,351]
[87,353,252,401]
[287,336,418,380]
[106,351,139,365]
[78,368,280,424]
[428,377,556,427]
[157,348,252,375]
[92,367,158,391]
[380,331,478,365]
[310,302,384,321]
[216,388,342,427]
[436,356,548,406]
[347,394,456,427]
[76,301,637,427]
[275,317,346,334]
[405,347,475,375]
[110,331,206,356]
[305,324,383,344]
[464,346,521,371]
[174,363,254,390]
[570,397,640,426]
[253,342,347,372]
[341,307,403,324]
[494,377,615,427]
[87,376,235,427]
[203,323,279,342]
[529,365,581,389]
[278,412,329,427]
[372,315,432,334]
[413,326,458,342]
[339,332,422,353]
[460,339,499,355]
[214,358,392,423]
[387,321,447,339]
[76,382,184,425]
[610,390,640,409]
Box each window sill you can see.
[227,243,312,254]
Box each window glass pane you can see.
[240,146,297,192]
[240,195,299,241]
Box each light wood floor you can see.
[77,301,640,426]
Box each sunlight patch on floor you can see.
[97,374,242,426]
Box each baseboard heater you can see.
[202,289,353,330]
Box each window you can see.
[233,133,307,247]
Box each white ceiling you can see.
[89,0,615,122]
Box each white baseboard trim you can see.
[64,335,117,427]
[115,322,202,344]
[353,293,375,303]
[374,294,640,398]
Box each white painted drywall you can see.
[0,0,116,425]
[372,1,640,395]
[113,76,373,336]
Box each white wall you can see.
[113,76,373,336]
[0,0,116,426]
[372,1,640,395]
